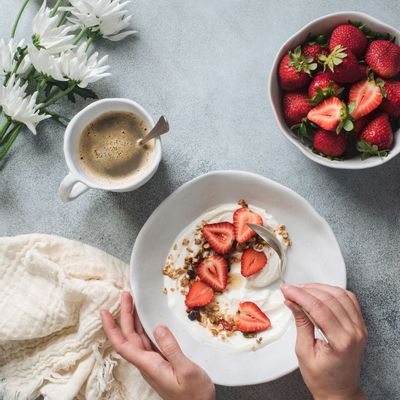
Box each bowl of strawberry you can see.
[269,12,400,169]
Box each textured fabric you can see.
[0,234,160,400]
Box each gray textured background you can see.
[1,1,399,399]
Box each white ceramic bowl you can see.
[269,11,400,169]
[130,170,346,386]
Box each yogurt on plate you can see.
[162,202,293,352]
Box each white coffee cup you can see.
[58,98,162,202]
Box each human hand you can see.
[281,283,367,400]
[100,292,216,400]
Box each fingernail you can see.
[154,325,167,338]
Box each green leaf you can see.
[348,101,356,114]
[349,20,396,43]
[72,86,98,100]
[343,120,354,132]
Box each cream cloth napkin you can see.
[0,234,160,400]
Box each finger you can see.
[101,309,149,369]
[133,303,153,351]
[281,284,344,347]
[284,299,315,358]
[302,287,355,331]
[153,325,191,374]
[120,292,135,338]
[301,284,363,325]
[101,309,129,350]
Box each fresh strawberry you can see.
[308,72,343,104]
[358,113,393,159]
[320,46,362,83]
[329,24,368,58]
[307,97,352,133]
[235,302,271,333]
[349,78,383,120]
[365,40,400,78]
[197,255,228,291]
[302,42,328,63]
[233,207,263,244]
[279,46,317,91]
[380,80,400,117]
[358,63,368,79]
[282,91,313,126]
[313,129,348,157]
[352,114,373,137]
[202,222,234,254]
[241,248,267,277]
[218,319,233,331]
[185,281,213,309]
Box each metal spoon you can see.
[137,116,169,145]
[247,223,330,345]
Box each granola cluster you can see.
[162,199,291,347]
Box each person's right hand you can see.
[281,283,368,400]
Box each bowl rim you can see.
[130,169,347,386]
[268,11,400,170]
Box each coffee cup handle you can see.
[58,173,89,202]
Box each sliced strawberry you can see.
[197,255,228,291]
[233,207,263,244]
[202,222,234,254]
[349,78,383,120]
[307,97,345,132]
[235,302,271,333]
[185,281,213,309]
[218,319,233,331]
[241,248,268,277]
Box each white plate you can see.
[130,170,346,386]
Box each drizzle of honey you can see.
[228,273,245,290]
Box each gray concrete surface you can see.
[1,1,399,399]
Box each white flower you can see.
[67,0,137,41]
[59,44,111,88]
[28,44,65,81]
[32,1,77,54]
[0,76,50,134]
[0,39,30,76]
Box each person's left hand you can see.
[100,292,216,400]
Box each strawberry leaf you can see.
[356,140,390,160]
[288,46,319,75]
[349,20,396,43]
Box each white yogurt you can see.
[163,203,293,352]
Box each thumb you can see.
[153,325,191,371]
[284,299,315,358]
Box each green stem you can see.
[57,10,69,27]
[40,83,76,108]
[36,78,47,94]
[3,47,29,86]
[11,0,30,38]
[73,27,89,45]
[85,36,94,50]
[0,116,12,141]
[0,124,22,161]
[50,0,63,17]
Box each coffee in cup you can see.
[78,111,154,184]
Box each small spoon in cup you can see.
[137,115,169,145]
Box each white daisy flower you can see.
[28,44,65,81]
[0,39,30,76]
[32,1,77,54]
[59,44,111,88]
[0,76,50,134]
[67,0,137,41]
